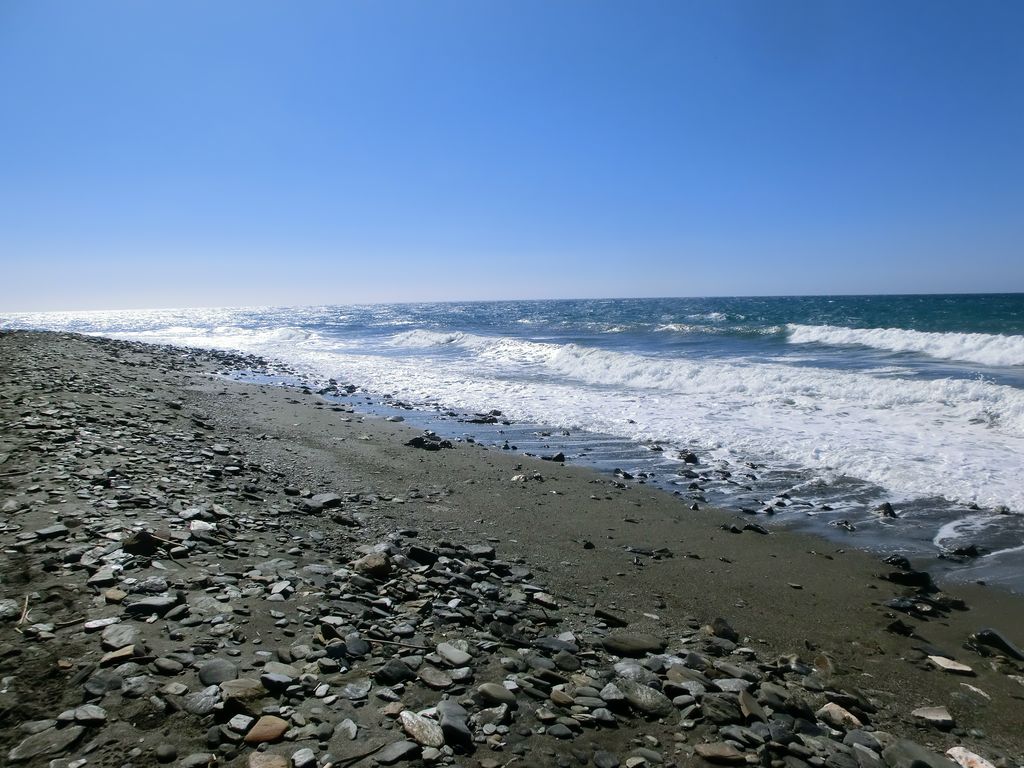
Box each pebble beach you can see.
[2,330,1023,768]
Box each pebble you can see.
[477,682,516,705]
[244,715,290,745]
[602,632,667,657]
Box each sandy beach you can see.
[1,330,1022,768]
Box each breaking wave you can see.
[788,324,1024,367]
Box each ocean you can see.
[5,294,1024,591]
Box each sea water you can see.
[5,295,1024,590]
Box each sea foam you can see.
[788,324,1024,367]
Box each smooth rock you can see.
[601,632,666,657]
[436,642,471,666]
[155,743,178,763]
[817,702,863,729]
[198,658,238,685]
[291,747,317,768]
[8,726,86,763]
[613,677,674,718]
[883,740,959,768]
[695,742,747,764]
[477,682,516,705]
[400,711,445,748]
[375,740,419,765]
[244,715,290,745]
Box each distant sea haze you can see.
[5,294,1024,589]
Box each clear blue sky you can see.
[1,1,1022,311]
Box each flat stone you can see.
[310,492,342,509]
[8,725,86,763]
[73,704,106,724]
[375,659,416,685]
[738,689,767,723]
[153,658,184,675]
[911,706,955,730]
[123,595,177,616]
[221,677,265,700]
[544,723,571,739]
[602,632,666,657]
[338,677,373,699]
[292,747,318,768]
[264,660,300,677]
[883,740,959,768]
[695,742,747,764]
[244,715,290,745]
[228,714,256,733]
[100,645,136,666]
[436,642,471,666]
[417,666,452,689]
[613,677,674,718]
[702,693,742,725]
[817,702,862,729]
[84,668,123,696]
[183,685,222,715]
[375,740,419,765]
[477,682,516,705]
[927,656,975,676]
[35,524,69,539]
[87,567,119,588]
[198,658,237,685]
[101,623,138,651]
[83,616,120,632]
[400,711,445,748]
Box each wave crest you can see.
[788,324,1024,367]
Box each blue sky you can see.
[1,1,1022,310]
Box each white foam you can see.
[788,324,1024,367]
[326,333,1024,511]
[389,329,467,347]
[7,309,1024,513]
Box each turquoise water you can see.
[5,294,1024,589]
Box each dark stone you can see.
[881,740,958,768]
[968,628,1024,660]
[8,725,86,762]
[197,658,237,685]
[702,693,742,724]
[710,617,739,642]
[375,740,419,765]
[375,659,416,685]
[601,632,666,657]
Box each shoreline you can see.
[1,330,1022,767]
